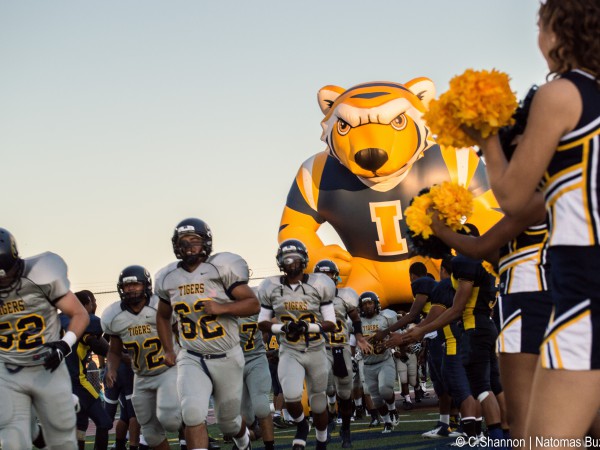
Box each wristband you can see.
[271,324,284,334]
[307,323,322,333]
[351,320,363,335]
[62,331,77,348]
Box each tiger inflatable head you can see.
[318,78,436,179]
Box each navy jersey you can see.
[411,276,438,315]
[430,278,461,356]
[61,313,103,397]
[541,70,600,247]
[285,145,490,262]
[451,255,497,330]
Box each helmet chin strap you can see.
[0,259,24,303]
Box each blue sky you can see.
[1,1,547,298]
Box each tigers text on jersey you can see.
[258,273,335,351]
[239,314,265,361]
[328,287,359,347]
[541,70,600,247]
[155,252,250,355]
[102,296,169,377]
[498,223,549,295]
[285,145,490,261]
[0,252,69,366]
[360,313,396,364]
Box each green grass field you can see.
[82,401,458,450]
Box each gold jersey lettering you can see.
[283,301,308,311]
[0,300,26,315]
[178,283,205,296]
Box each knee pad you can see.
[251,394,272,420]
[181,400,206,428]
[218,416,242,436]
[141,422,166,447]
[157,410,182,433]
[379,384,394,402]
[477,391,490,403]
[309,392,327,414]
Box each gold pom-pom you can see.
[429,182,474,231]
[424,69,518,148]
[405,194,434,239]
[405,182,474,239]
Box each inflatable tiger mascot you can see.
[278,78,502,307]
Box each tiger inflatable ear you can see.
[404,77,436,109]
[317,85,346,114]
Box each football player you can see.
[357,291,399,434]
[60,290,112,450]
[0,227,89,450]
[102,265,182,450]
[257,239,336,450]
[155,218,259,450]
[313,259,372,448]
[239,312,274,450]
[400,229,505,443]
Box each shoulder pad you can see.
[154,261,180,291]
[338,287,359,309]
[380,309,397,320]
[24,252,69,289]
[101,301,123,333]
[207,252,249,281]
[148,295,160,310]
[307,273,336,301]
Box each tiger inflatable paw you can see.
[278,78,501,307]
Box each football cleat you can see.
[382,422,394,434]
[369,417,381,428]
[422,422,451,439]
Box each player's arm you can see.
[431,204,546,265]
[82,333,109,358]
[203,283,260,317]
[392,280,472,346]
[40,291,90,372]
[104,334,124,388]
[56,291,90,340]
[156,299,176,367]
[348,307,373,355]
[371,294,427,342]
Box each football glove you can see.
[282,319,309,341]
[41,340,72,372]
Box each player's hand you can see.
[282,320,308,341]
[356,336,373,355]
[41,340,72,372]
[203,301,225,316]
[383,332,405,349]
[104,368,117,388]
[164,350,177,367]
[370,329,390,343]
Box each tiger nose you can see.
[355,148,389,172]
